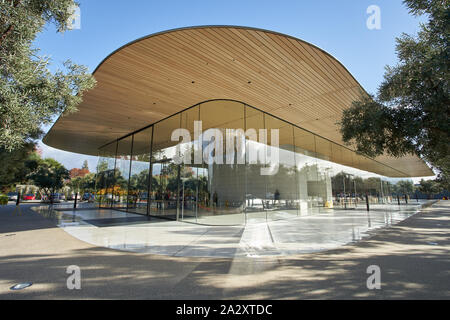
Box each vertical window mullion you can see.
[146,125,154,217]
[126,135,134,213]
[111,140,119,209]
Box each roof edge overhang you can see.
[42,25,434,178]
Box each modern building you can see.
[44,26,433,226]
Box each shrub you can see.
[0,195,8,205]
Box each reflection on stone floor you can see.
[32,201,434,258]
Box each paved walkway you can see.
[0,201,448,299]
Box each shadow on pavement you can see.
[0,202,448,299]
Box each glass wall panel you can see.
[341,147,354,168]
[314,141,366,211]
[245,105,266,224]
[265,114,297,221]
[293,127,320,215]
[179,106,200,222]
[364,175,382,205]
[95,99,414,226]
[197,100,245,225]
[96,141,117,208]
[357,154,371,173]
[329,143,348,209]
[112,136,133,210]
[128,127,152,214]
[314,138,341,211]
[150,114,182,220]
[315,136,332,161]
[294,128,334,214]
[351,151,365,207]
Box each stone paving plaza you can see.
[1,201,448,299]
[33,201,433,258]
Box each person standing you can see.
[274,189,280,205]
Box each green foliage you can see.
[67,175,82,192]
[67,173,95,193]
[339,0,449,177]
[394,180,415,194]
[340,93,420,159]
[96,167,115,191]
[129,169,158,192]
[0,143,40,189]
[0,0,96,151]
[433,158,450,190]
[0,194,8,205]
[166,176,179,193]
[96,159,108,173]
[81,159,89,171]
[28,157,69,202]
[81,172,96,192]
[418,178,441,194]
[95,195,105,203]
[66,172,95,193]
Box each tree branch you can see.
[0,0,22,47]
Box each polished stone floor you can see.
[32,201,431,258]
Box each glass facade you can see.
[96,100,404,225]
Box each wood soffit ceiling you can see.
[43,26,433,177]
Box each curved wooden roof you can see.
[43,26,433,177]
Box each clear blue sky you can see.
[34,0,427,179]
